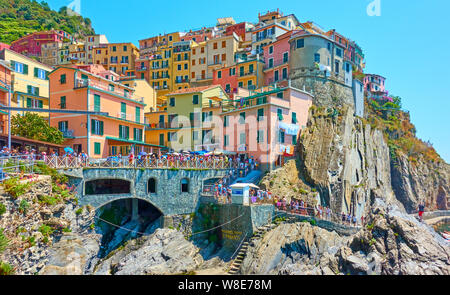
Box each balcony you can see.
[239,71,256,77]
[208,60,222,66]
[62,130,75,138]
[191,75,213,81]
[136,66,148,71]
[146,122,170,130]
[74,79,89,89]
[175,78,190,84]
[154,85,169,90]
[264,58,289,70]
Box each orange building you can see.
[48,66,165,158]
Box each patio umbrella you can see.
[139,151,148,156]
[64,147,74,154]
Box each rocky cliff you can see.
[240,199,449,275]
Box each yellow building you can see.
[93,42,139,77]
[165,85,231,151]
[236,57,265,90]
[119,78,157,113]
[144,111,169,147]
[0,48,52,117]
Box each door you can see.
[159,134,165,146]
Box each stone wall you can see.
[290,72,354,107]
[63,168,230,216]
[219,204,274,252]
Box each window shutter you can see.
[34,67,39,77]
[26,97,31,108]
[27,85,31,94]
[23,64,28,74]
[126,126,129,139]
[119,125,123,138]
[202,112,206,122]
[91,119,95,134]
[10,61,16,70]
[45,71,49,80]
[36,87,39,96]
[38,100,43,108]
[94,94,100,112]
[100,121,104,136]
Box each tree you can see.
[11,113,65,144]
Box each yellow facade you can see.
[93,43,139,77]
[165,85,231,151]
[236,59,265,90]
[0,49,52,117]
[120,78,157,113]
[144,111,169,147]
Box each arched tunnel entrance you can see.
[95,198,163,258]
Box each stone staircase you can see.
[227,217,295,275]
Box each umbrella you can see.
[139,151,148,156]
[64,147,74,154]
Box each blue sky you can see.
[46,0,450,162]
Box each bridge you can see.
[62,166,233,220]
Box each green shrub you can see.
[62,227,72,233]
[18,199,30,215]
[0,203,6,216]
[0,229,8,253]
[2,178,32,199]
[38,195,59,206]
[0,261,14,275]
[38,225,54,237]
[75,207,83,215]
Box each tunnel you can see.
[85,179,131,195]
[95,198,164,258]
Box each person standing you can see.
[418,202,425,222]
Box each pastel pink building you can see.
[364,74,387,94]
[212,64,238,97]
[263,31,290,86]
[10,30,74,58]
[220,85,313,171]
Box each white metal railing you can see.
[44,156,236,170]
[0,156,41,182]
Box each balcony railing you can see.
[239,71,256,77]
[136,66,148,71]
[208,60,222,66]
[146,122,170,129]
[175,78,189,84]
[154,85,169,90]
[264,58,289,70]
[62,130,75,138]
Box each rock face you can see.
[93,228,204,275]
[240,198,450,275]
[391,153,450,213]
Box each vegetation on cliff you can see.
[364,96,441,165]
[0,0,95,44]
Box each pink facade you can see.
[364,74,386,93]
[220,86,313,171]
[263,32,290,85]
[10,30,74,58]
[225,22,248,41]
[213,65,238,97]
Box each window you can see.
[239,112,245,124]
[239,132,246,145]
[268,58,273,68]
[60,96,66,109]
[184,63,188,70]
[217,70,222,79]
[94,143,101,155]
[277,109,283,121]
[249,64,254,73]
[181,178,189,193]
[238,81,243,88]
[282,68,288,80]
[169,97,175,107]
[109,84,115,92]
[229,68,235,76]
[133,128,143,141]
[224,135,229,147]
[274,70,279,81]
[27,85,39,96]
[222,41,226,48]
[34,68,47,80]
[135,107,141,123]
[257,108,264,121]
[335,61,340,74]
[314,53,320,63]
[283,52,289,63]
[112,46,116,52]
[345,63,351,73]
[121,102,126,119]
[124,89,129,98]
[292,135,297,145]
[148,178,157,194]
[92,94,100,112]
[221,53,226,61]
[91,119,104,135]
[296,39,304,49]
[336,48,342,57]
[193,94,199,105]
[58,121,68,132]
[177,64,181,71]
[257,130,264,143]
[213,42,218,49]
[224,115,229,127]
[269,46,273,54]
[60,74,66,84]
[292,112,297,124]
[279,130,285,143]
[119,125,129,139]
